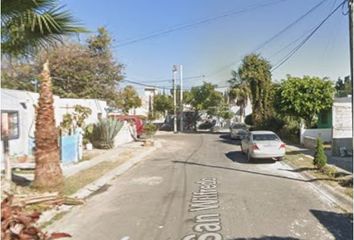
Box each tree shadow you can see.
[173,160,342,184]
[310,209,353,240]
[225,151,276,164]
[228,237,300,240]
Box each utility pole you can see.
[349,0,354,148]
[173,65,178,133]
[179,65,184,132]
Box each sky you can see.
[60,0,350,92]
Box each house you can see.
[1,88,108,165]
[300,96,352,156]
[331,97,353,156]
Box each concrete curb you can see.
[281,160,353,213]
[39,141,161,226]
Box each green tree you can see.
[185,82,224,113]
[40,27,124,105]
[1,0,85,190]
[228,70,250,122]
[184,82,224,128]
[238,54,273,127]
[1,60,38,91]
[153,94,173,115]
[116,85,142,113]
[335,76,352,97]
[313,138,327,169]
[276,75,335,128]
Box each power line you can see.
[208,0,329,77]
[114,0,288,48]
[271,0,347,72]
[138,75,205,83]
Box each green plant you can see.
[320,165,337,178]
[245,114,253,126]
[83,124,94,145]
[313,138,327,169]
[90,119,123,149]
[144,123,157,138]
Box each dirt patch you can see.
[285,151,353,198]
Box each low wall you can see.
[114,122,136,147]
[303,136,317,149]
[300,128,332,144]
[332,138,353,156]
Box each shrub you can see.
[244,114,253,125]
[83,124,94,144]
[321,165,337,178]
[313,138,327,169]
[144,123,157,138]
[90,119,123,149]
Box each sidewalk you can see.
[287,144,353,174]
[285,144,353,213]
[9,139,162,226]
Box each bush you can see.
[144,123,157,137]
[244,114,253,126]
[90,119,123,149]
[321,165,337,178]
[313,138,327,169]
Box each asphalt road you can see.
[49,133,353,240]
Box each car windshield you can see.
[253,134,279,141]
[232,124,246,129]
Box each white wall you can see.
[113,121,136,146]
[300,128,332,144]
[55,98,107,125]
[1,89,108,159]
[332,101,352,139]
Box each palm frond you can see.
[1,0,87,57]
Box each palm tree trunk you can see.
[33,60,63,189]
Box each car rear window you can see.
[232,124,247,129]
[252,134,279,141]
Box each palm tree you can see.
[1,0,85,189]
[228,70,251,123]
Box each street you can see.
[49,133,353,240]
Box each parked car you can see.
[241,130,286,162]
[229,122,248,139]
[108,114,144,137]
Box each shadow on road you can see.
[310,209,353,240]
[217,134,241,146]
[225,151,276,164]
[228,237,300,240]
[172,160,333,183]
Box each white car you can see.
[241,130,286,162]
[230,123,248,140]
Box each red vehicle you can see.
[108,114,144,137]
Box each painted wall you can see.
[300,128,332,144]
[1,89,107,160]
[332,97,353,156]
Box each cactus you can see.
[90,119,123,149]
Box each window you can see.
[253,134,279,141]
[1,111,20,140]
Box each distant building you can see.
[129,87,159,117]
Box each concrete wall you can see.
[332,98,353,156]
[300,128,332,144]
[113,121,136,146]
[1,89,108,160]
